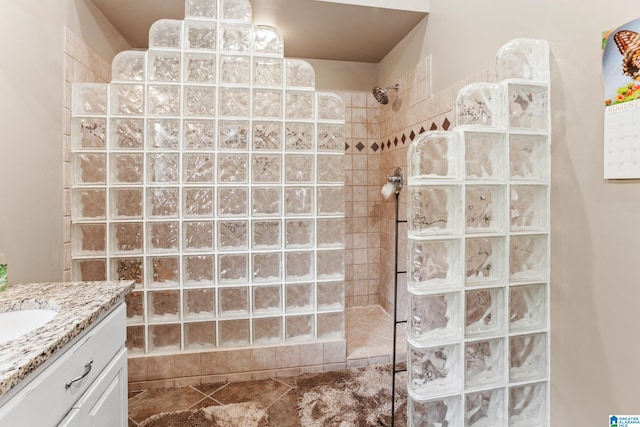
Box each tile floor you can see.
[128,305,406,426]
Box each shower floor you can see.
[127,305,407,426]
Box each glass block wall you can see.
[406,39,550,426]
[70,0,345,354]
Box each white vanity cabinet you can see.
[0,303,128,426]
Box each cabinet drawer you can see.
[0,303,125,427]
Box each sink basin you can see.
[0,309,58,344]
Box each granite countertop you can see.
[0,281,134,399]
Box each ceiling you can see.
[90,0,428,63]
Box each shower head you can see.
[372,84,400,105]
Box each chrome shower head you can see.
[372,84,400,104]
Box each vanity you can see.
[0,281,134,426]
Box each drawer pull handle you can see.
[65,359,93,389]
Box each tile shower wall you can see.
[70,0,346,376]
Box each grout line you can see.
[265,385,295,410]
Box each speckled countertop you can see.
[0,281,134,399]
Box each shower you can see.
[372,84,400,104]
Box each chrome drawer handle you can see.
[65,359,93,389]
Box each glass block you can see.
[113,257,144,287]
[465,389,506,427]
[185,20,216,50]
[508,84,548,131]
[317,187,344,215]
[465,288,505,337]
[285,252,314,281]
[148,85,180,116]
[508,382,547,426]
[252,187,281,216]
[217,187,248,216]
[111,187,143,219]
[253,285,282,314]
[408,292,461,345]
[184,187,215,217]
[184,86,216,116]
[73,259,106,281]
[252,154,281,183]
[147,221,179,253]
[285,187,313,215]
[149,20,182,49]
[147,51,181,82]
[285,154,314,182]
[218,154,248,183]
[183,255,215,286]
[317,281,344,311]
[148,324,181,353]
[286,59,315,88]
[147,153,179,183]
[184,288,216,318]
[219,319,250,346]
[408,238,462,293]
[111,50,145,82]
[408,185,462,236]
[496,38,550,83]
[317,155,344,183]
[219,87,250,117]
[253,89,283,118]
[110,84,144,115]
[285,219,313,248]
[183,119,215,149]
[126,325,145,354]
[285,122,314,150]
[408,131,459,180]
[183,153,215,183]
[218,220,248,250]
[147,187,179,218]
[464,130,508,180]
[72,83,107,114]
[185,0,216,19]
[218,120,248,150]
[465,338,506,389]
[110,153,143,184]
[510,134,548,181]
[147,118,181,150]
[317,250,344,279]
[465,185,507,233]
[254,26,284,56]
[147,290,180,321]
[73,117,106,149]
[317,92,344,120]
[185,321,216,350]
[72,223,106,256]
[219,23,251,52]
[148,256,180,287]
[465,237,506,285]
[317,123,344,152]
[253,122,282,150]
[408,343,461,398]
[253,252,281,282]
[252,220,281,249]
[509,234,548,282]
[286,91,314,119]
[110,118,143,149]
[183,221,214,251]
[317,312,344,339]
[454,83,507,128]
[221,0,252,21]
[184,53,216,83]
[73,153,106,184]
[218,253,248,283]
[253,317,283,344]
[317,218,344,247]
[219,286,249,316]
[220,55,250,84]
[510,284,547,332]
[72,189,106,220]
[286,314,315,341]
[510,333,547,382]
[124,290,144,321]
[254,57,283,86]
[110,222,143,254]
[408,396,461,427]
[510,185,548,232]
